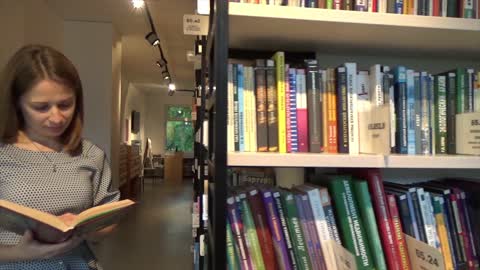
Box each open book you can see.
[0,199,135,243]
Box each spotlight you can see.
[162,71,170,81]
[168,83,176,91]
[156,59,167,67]
[145,32,160,46]
[131,0,144,9]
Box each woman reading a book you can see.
[0,45,121,269]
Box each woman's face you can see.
[19,79,76,142]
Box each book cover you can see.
[0,199,135,244]
[306,59,323,153]
[255,60,269,152]
[296,69,309,152]
[266,59,279,152]
[317,186,342,244]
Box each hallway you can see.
[93,179,194,270]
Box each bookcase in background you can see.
[203,1,480,270]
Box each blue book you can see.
[393,66,408,154]
[406,69,416,155]
[237,64,245,152]
[288,68,299,153]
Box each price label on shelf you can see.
[405,234,445,270]
[183,14,208,36]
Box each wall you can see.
[122,83,146,152]
[144,92,193,156]
[0,0,63,69]
[111,26,122,188]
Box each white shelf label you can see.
[183,14,208,36]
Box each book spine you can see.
[282,192,313,270]
[442,190,464,268]
[464,0,474,17]
[353,180,388,270]
[457,68,466,114]
[450,192,468,266]
[357,70,371,113]
[247,189,277,270]
[404,190,421,240]
[389,73,396,153]
[329,177,374,269]
[407,69,417,155]
[394,193,415,238]
[387,194,411,270]
[227,219,242,270]
[238,64,245,152]
[294,194,325,270]
[266,60,279,152]
[238,192,266,270]
[244,66,251,152]
[446,72,456,154]
[318,187,342,244]
[327,68,338,153]
[414,72,422,154]
[289,68,299,153]
[370,64,384,107]
[273,52,287,153]
[306,60,323,153]
[434,75,448,154]
[233,64,240,151]
[262,190,292,270]
[336,66,349,154]
[428,74,435,155]
[286,65,292,153]
[255,60,268,152]
[365,170,402,270]
[433,197,455,270]
[454,190,475,269]
[345,63,359,155]
[321,70,329,152]
[356,0,368,10]
[273,190,298,270]
[227,195,252,270]
[420,72,431,155]
[475,72,480,113]
[394,66,408,154]
[296,69,309,152]
[418,189,440,248]
[228,64,235,153]
[249,67,258,152]
[409,188,427,242]
[460,192,480,269]
[466,69,475,112]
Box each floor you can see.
[93,178,194,270]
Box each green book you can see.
[227,220,241,270]
[434,75,448,154]
[352,180,388,270]
[237,191,266,270]
[280,190,312,270]
[456,68,466,114]
[328,175,374,270]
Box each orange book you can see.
[387,194,411,270]
[0,199,135,243]
[327,68,338,153]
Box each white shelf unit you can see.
[228,152,480,169]
[227,2,480,172]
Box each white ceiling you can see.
[45,0,197,93]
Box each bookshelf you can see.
[204,1,480,270]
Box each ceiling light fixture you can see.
[132,0,145,9]
[168,83,176,91]
[162,71,170,81]
[145,32,160,46]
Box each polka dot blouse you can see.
[0,140,120,270]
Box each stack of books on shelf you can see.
[225,169,480,270]
[228,0,480,18]
[227,52,480,156]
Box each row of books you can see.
[226,170,480,270]
[229,0,480,18]
[227,53,480,155]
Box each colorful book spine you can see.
[370,64,384,107]
[456,68,466,114]
[227,195,252,270]
[446,72,456,154]
[328,176,374,270]
[296,69,309,152]
[318,187,342,244]
[321,70,328,152]
[227,219,242,270]
[266,60,278,152]
[255,60,268,152]
[475,72,480,113]
[228,64,235,152]
[272,52,287,153]
[289,68,299,153]
[238,191,266,270]
[406,69,416,155]
[281,191,313,270]
[432,196,455,270]
[417,188,439,249]
[386,194,411,270]
[413,71,422,155]
[357,70,371,113]
[273,190,298,269]
[352,180,388,270]
[453,189,476,269]
[327,68,338,153]
[262,189,292,270]
[286,64,292,153]
[345,62,359,155]
[233,64,240,151]
[420,71,431,155]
